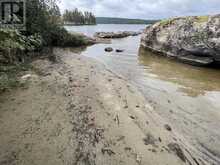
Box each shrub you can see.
[0,29,43,64]
[50,26,88,47]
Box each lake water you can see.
[65,24,145,37]
[66,24,220,164]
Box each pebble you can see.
[164,124,172,131]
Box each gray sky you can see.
[59,0,220,19]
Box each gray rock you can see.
[95,31,141,39]
[143,133,157,146]
[116,49,124,53]
[164,124,172,131]
[141,15,220,66]
[105,47,113,52]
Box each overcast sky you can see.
[59,0,220,19]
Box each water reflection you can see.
[66,24,220,97]
[138,47,220,97]
[67,38,220,97]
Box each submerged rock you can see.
[95,31,141,39]
[141,15,220,66]
[105,47,113,52]
[116,49,124,53]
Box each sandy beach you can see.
[0,48,212,165]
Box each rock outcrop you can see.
[141,15,220,66]
[95,31,141,39]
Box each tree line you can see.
[63,9,96,25]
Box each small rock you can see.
[158,137,162,142]
[164,124,172,131]
[101,148,115,156]
[69,77,73,82]
[105,47,113,52]
[151,149,157,153]
[116,49,124,53]
[124,147,132,151]
[130,115,135,120]
[143,133,157,146]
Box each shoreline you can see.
[0,48,210,165]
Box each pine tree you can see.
[63,8,96,25]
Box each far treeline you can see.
[96,17,159,24]
[63,9,96,25]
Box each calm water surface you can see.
[66,24,220,163]
[65,24,145,37]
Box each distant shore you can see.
[64,23,96,26]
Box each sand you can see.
[0,48,210,165]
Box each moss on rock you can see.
[195,16,209,23]
[159,19,173,27]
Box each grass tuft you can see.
[195,16,209,23]
[0,64,31,93]
[159,19,173,26]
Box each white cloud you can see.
[59,0,220,19]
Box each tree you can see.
[63,8,96,25]
[26,0,62,45]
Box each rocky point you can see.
[141,15,220,66]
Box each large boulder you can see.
[141,15,220,66]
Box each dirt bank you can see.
[0,48,209,165]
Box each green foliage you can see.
[0,0,90,65]
[26,0,89,46]
[26,0,62,45]
[62,33,88,47]
[0,63,31,93]
[0,29,42,63]
[50,27,88,47]
[0,29,25,50]
[159,19,173,26]
[0,72,20,92]
[159,16,209,27]
[195,16,209,23]
[25,34,43,51]
[63,9,96,25]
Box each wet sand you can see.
[77,36,220,164]
[0,48,209,165]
